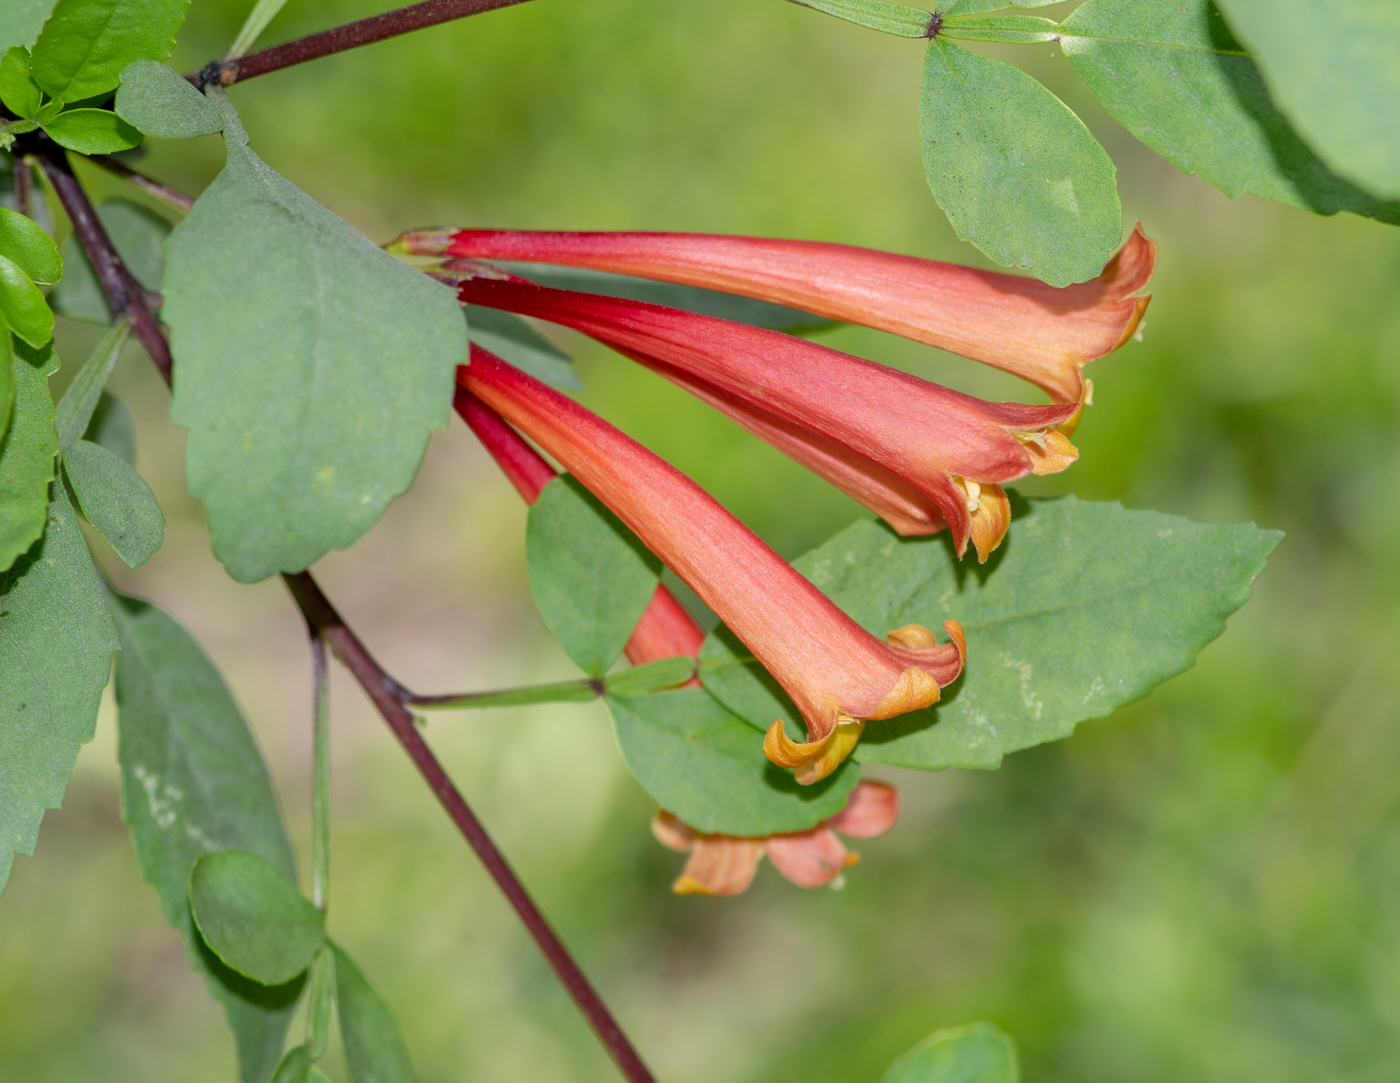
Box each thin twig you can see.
[88,155,197,212]
[281,573,658,1083]
[191,0,534,88]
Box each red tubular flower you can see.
[653,779,900,895]
[454,276,1078,562]
[453,386,705,670]
[391,226,1155,405]
[459,346,964,783]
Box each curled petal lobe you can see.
[764,828,857,889]
[652,810,699,852]
[824,780,899,839]
[673,837,764,896]
[764,717,866,787]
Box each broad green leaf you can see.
[0,206,62,284]
[50,198,169,323]
[115,59,222,139]
[30,0,189,102]
[0,340,57,571]
[883,1023,1019,1083]
[939,14,1057,43]
[787,0,936,38]
[190,849,326,986]
[53,317,130,450]
[83,390,135,464]
[606,688,858,836]
[936,0,1059,15]
[464,305,582,391]
[0,1,58,52]
[1060,0,1400,224]
[603,655,697,695]
[1214,0,1400,200]
[332,943,418,1083]
[0,481,117,894]
[0,253,54,346]
[41,107,144,153]
[919,39,1122,286]
[499,262,837,334]
[63,438,164,566]
[703,496,1280,771]
[163,91,463,583]
[0,46,42,118]
[269,1046,312,1083]
[0,334,12,442]
[111,590,301,1083]
[526,474,662,677]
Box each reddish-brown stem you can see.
[281,573,657,1083]
[192,0,534,87]
[88,155,197,212]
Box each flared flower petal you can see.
[460,347,964,781]
[764,828,857,888]
[391,225,1155,404]
[455,276,1077,560]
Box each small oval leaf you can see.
[883,1022,1019,1083]
[41,107,144,153]
[63,438,164,567]
[0,253,54,347]
[116,59,222,139]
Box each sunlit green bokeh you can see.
[4,2,1400,1081]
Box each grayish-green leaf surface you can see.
[0,482,117,894]
[333,943,418,1083]
[939,14,1057,44]
[41,107,144,153]
[787,0,935,38]
[1060,0,1400,224]
[63,438,163,566]
[883,1023,1019,1083]
[0,1,58,51]
[0,340,57,571]
[607,688,858,836]
[51,199,169,323]
[1214,0,1400,200]
[116,59,222,139]
[937,0,1058,13]
[0,205,62,283]
[526,474,661,677]
[919,39,1121,285]
[111,591,301,1083]
[163,92,463,583]
[703,496,1279,771]
[30,0,189,101]
[190,849,325,986]
[83,390,136,464]
[463,305,582,391]
[53,318,130,450]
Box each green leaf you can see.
[83,390,135,464]
[41,106,143,153]
[0,335,13,443]
[498,263,837,334]
[606,688,858,836]
[0,252,54,346]
[939,14,1057,43]
[414,678,600,711]
[1060,0,1400,224]
[0,205,62,284]
[332,943,418,1083]
[463,305,582,391]
[919,38,1122,286]
[30,0,189,102]
[163,91,463,583]
[0,339,57,572]
[1214,0,1400,201]
[111,590,302,1083]
[269,1046,311,1083]
[0,46,42,118]
[936,0,1059,15]
[703,496,1279,771]
[603,655,697,696]
[115,59,222,139]
[226,0,293,61]
[190,849,326,986]
[53,317,129,450]
[883,1022,1019,1083]
[0,481,117,895]
[305,946,333,1060]
[0,1,58,52]
[50,198,169,323]
[63,438,164,566]
[526,474,662,678]
[787,0,936,38]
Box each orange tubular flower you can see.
[453,387,705,670]
[459,346,964,783]
[391,226,1155,405]
[454,276,1078,561]
[653,779,900,895]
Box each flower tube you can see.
[459,346,964,783]
[456,276,1078,560]
[392,226,1155,404]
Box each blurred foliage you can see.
[3,0,1400,1081]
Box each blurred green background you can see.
[4,1,1400,1080]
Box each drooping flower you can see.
[391,225,1155,404]
[459,346,964,783]
[454,386,705,669]
[653,779,900,895]
[453,275,1078,561]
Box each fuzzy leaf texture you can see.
[332,943,418,1083]
[115,59,223,139]
[111,591,302,1083]
[919,38,1122,285]
[84,390,136,464]
[29,0,188,102]
[53,319,130,450]
[0,481,117,895]
[786,0,936,38]
[163,92,463,583]
[0,1,58,52]
[702,495,1280,771]
[883,1023,1020,1083]
[0,340,58,571]
[63,438,164,566]
[1059,0,1400,224]
[50,199,168,323]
